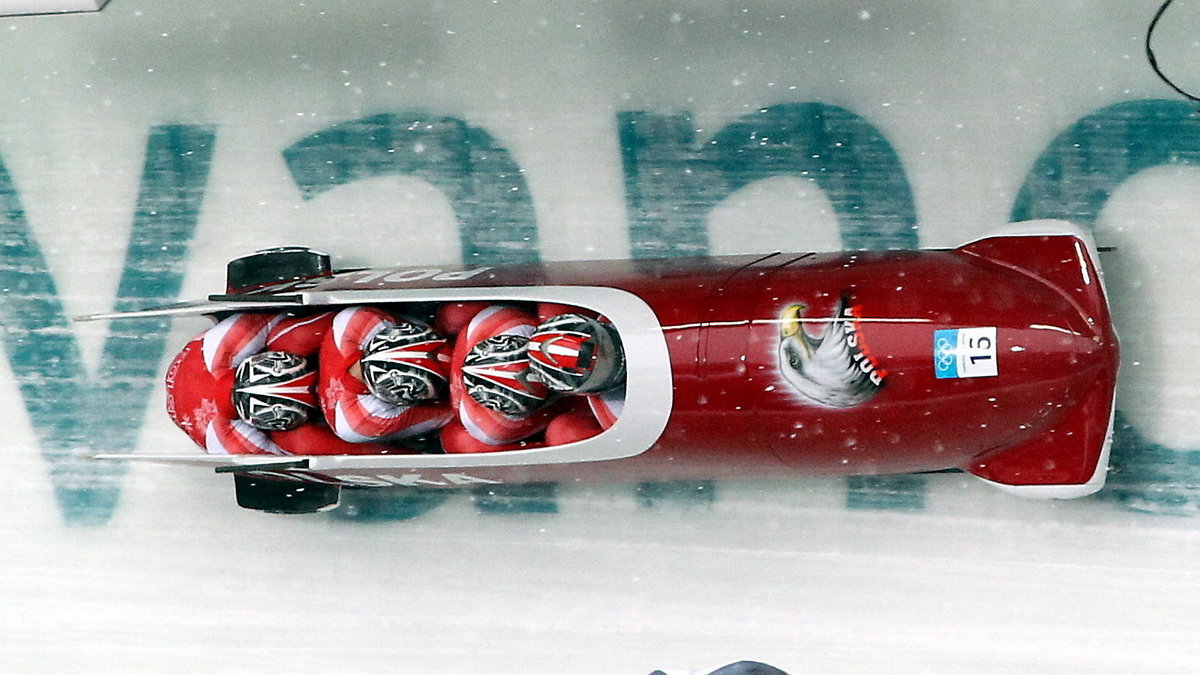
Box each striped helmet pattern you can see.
[528,313,626,394]
[462,333,550,417]
[232,350,318,431]
[361,322,450,406]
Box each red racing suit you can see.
[438,303,607,452]
[318,306,455,443]
[165,312,390,455]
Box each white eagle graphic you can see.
[778,298,885,408]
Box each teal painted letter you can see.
[619,103,919,257]
[1013,99,1200,514]
[0,125,215,525]
[283,113,540,265]
[1012,99,1200,227]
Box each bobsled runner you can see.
[83,219,1119,514]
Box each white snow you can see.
[0,1,1197,673]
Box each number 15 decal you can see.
[934,327,998,379]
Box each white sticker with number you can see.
[933,327,998,379]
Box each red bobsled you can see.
[87,219,1119,513]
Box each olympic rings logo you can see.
[935,336,956,370]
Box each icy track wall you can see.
[2,0,1200,525]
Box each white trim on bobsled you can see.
[300,285,673,469]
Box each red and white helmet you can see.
[462,333,550,417]
[527,314,625,394]
[232,351,318,431]
[360,322,450,406]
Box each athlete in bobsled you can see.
[526,312,625,394]
[165,303,628,455]
[166,312,384,455]
[165,309,453,454]
[318,306,454,443]
[437,304,626,453]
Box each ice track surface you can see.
[1,1,1199,672]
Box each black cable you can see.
[1146,0,1200,103]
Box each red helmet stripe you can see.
[236,370,318,408]
[360,338,447,375]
